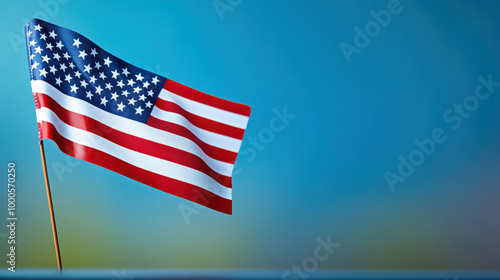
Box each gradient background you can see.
[1,0,500,273]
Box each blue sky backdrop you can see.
[1,0,499,271]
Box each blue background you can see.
[1,0,499,272]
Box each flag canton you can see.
[25,19,167,123]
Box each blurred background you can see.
[1,0,499,274]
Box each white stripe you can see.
[159,89,249,129]
[36,107,232,200]
[150,106,242,152]
[31,80,234,176]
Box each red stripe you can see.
[154,98,245,140]
[36,93,232,187]
[164,79,251,117]
[39,121,232,214]
[147,116,239,165]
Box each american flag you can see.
[25,19,251,214]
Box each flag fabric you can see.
[24,19,250,214]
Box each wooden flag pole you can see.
[39,140,62,272]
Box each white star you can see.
[34,24,43,31]
[135,73,144,81]
[145,101,153,108]
[95,85,103,95]
[53,53,61,61]
[86,91,93,99]
[105,83,113,90]
[122,68,130,76]
[90,48,98,57]
[127,79,135,86]
[72,38,82,48]
[56,41,64,50]
[80,80,88,88]
[40,33,47,41]
[31,61,39,70]
[142,81,150,88]
[103,57,112,67]
[147,90,154,97]
[78,50,87,60]
[55,77,62,86]
[100,96,108,106]
[70,84,79,93]
[29,40,36,46]
[68,62,75,69]
[117,80,125,88]
[49,30,57,39]
[89,76,97,83]
[29,54,35,61]
[95,61,102,70]
[63,52,71,60]
[122,90,130,97]
[74,71,82,78]
[84,64,92,73]
[111,70,119,79]
[39,68,48,77]
[49,65,57,74]
[110,92,119,101]
[46,43,54,50]
[135,106,144,115]
[128,98,136,105]
[133,86,141,93]
[59,63,67,72]
[26,29,32,37]
[64,74,72,83]
[99,72,107,80]
[41,55,51,63]
[151,76,159,85]
[34,46,43,54]
[117,102,125,111]
[138,94,146,101]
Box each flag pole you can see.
[39,140,62,272]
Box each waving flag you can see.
[25,19,250,214]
